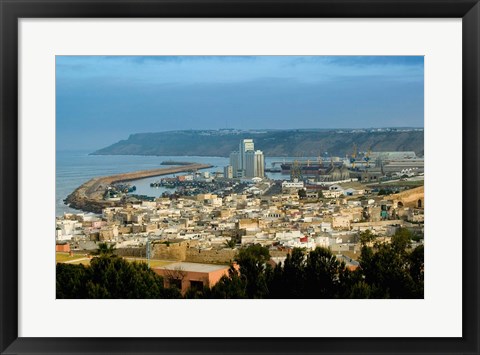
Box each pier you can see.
[64,163,212,213]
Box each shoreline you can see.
[64,163,212,214]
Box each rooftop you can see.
[155,262,230,273]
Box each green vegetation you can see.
[359,229,424,298]
[193,228,423,299]
[56,255,181,299]
[68,258,91,266]
[94,242,116,256]
[297,189,307,199]
[57,230,423,299]
[378,189,388,196]
[123,258,174,268]
[57,242,181,298]
[223,239,237,249]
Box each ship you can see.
[280,161,335,175]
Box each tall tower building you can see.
[228,139,264,178]
[239,139,255,172]
[245,150,265,178]
[224,165,233,179]
[254,150,265,178]
[229,151,241,178]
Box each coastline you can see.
[64,163,212,213]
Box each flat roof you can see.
[155,262,229,273]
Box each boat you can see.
[280,162,323,175]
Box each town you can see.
[56,138,424,297]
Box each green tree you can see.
[268,248,307,298]
[56,263,91,298]
[88,256,180,298]
[304,247,347,298]
[408,244,424,298]
[359,230,375,246]
[358,235,420,298]
[223,238,237,249]
[298,189,307,199]
[236,244,271,298]
[56,257,181,299]
[348,280,373,299]
[184,285,213,299]
[391,228,412,252]
[95,242,116,257]
[209,267,248,299]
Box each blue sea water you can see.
[56,150,290,216]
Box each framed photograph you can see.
[1,1,479,354]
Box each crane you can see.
[350,143,357,169]
[364,148,372,168]
[290,159,303,181]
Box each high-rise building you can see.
[229,151,241,178]
[254,150,265,178]
[239,139,255,172]
[224,165,233,179]
[228,139,264,178]
[245,150,265,178]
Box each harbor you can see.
[64,163,212,213]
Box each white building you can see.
[230,139,264,178]
[275,230,303,241]
[245,150,265,178]
[314,236,339,248]
[56,219,82,241]
[229,151,241,177]
[224,165,233,179]
[282,179,304,190]
[239,139,255,172]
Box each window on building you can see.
[169,279,182,290]
[189,280,204,291]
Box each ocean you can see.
[56,150,291,216]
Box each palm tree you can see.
[96,242,116,257]
[223,238,237,249]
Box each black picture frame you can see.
[1,1,479,354]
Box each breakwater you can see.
[160,161,195,166]
[64,163,212,213]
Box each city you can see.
[55,56,424,299]
[56,137,424,298]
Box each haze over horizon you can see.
[56,56,424,151]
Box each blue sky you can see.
[56,56,424,150]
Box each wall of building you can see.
[237,218,259,230]
[389,186,424,208]
[185,248,237,264]
[152,267,230,294]
[55,244,71,252]
[152,241,188,261]
[332,215,351,230]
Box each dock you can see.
[64,163,212,213]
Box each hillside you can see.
[91,129,424,157]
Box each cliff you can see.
[91,129,424,157]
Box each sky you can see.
[56,56,424,150]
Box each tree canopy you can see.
[56,255,181,299]
[57,230,423,299]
